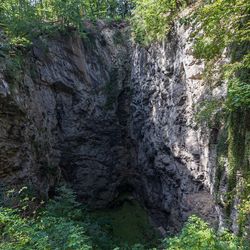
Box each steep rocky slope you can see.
[130,21,225,231]
[0,22,134,207]
[0,19,228,233]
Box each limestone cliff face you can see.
[130,21,228,231]
[0,22,133,206]
[0,20,227,233]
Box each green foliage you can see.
[0,186,42,217]
[193,0,250,60]
[0,186,157,250]
[227,110,248,191]
[193,0,250,110]
[164,215,245,250]
[214,128,228,198]
[4,51,25,85]
[0,0,38,47]
[39,0,86,31]
[83,0,133,19]
[0,186,93,250]
[0,0,133,47]
[44,186,84,220]
[91,194,159,247]
[192,0,250,227]
[224,109,250,228]
[1,187,249,249]
[237,176,250,239]
[195,99,225,127]
[0,207,92,250]
[227,79,250,110]
[0,0,84,45]
[193,38,222,60]
[131,0,185,45]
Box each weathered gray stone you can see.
[129,22,227,231]
[0,20,227,233]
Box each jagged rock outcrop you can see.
[0,19,225,233]
[0,22,133,206]
[130,21,227,231]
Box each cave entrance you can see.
[90,184,159,247]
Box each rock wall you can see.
[0,22,134,206]
[130,21,227,231]
[0,19,227,233]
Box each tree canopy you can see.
[0,0,133,46]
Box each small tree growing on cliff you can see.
[165,215,245,250]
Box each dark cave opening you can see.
[90,182,160,247]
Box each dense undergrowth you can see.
[0,186,140,250]
[0,186,248,250]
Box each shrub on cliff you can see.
[164,215,247,250]
[131,0,186,45]
[0,186,92,250]
[0,0,133,47]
